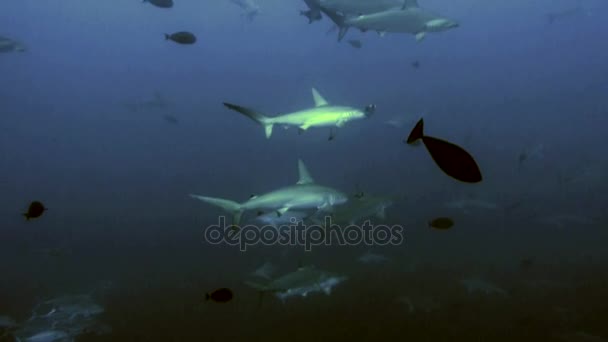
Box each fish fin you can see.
[276,207,290,217]
[189,194,244,226]
[405,118,424,144]
[312,88,329,107]
[377,31,386,37]
[319,7,349,41]
[415,32,426,42]
[297,159,315,184]
[223,102,274,138]
[299,123,311,130]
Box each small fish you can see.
[23,201,46,220]
[347,39,362,48]
[428,217,454,230]
[411,60,420,69]
[358,250,390,264]
[205,288,233,303]
[0,36,26,53]
[164,32,197,45]
[405,119,482,183]
[162,114,179,124]
[143,0,173,9]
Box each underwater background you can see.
[1,0,608,341]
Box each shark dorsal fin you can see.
[402,0,419,9]
[297,159,315,185]
[311,88,329,107]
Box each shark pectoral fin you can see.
[276,207,290,217]
[317,202,331,210]
[264,124,274,139]
[300,123,311,131]
[415,32,426,42]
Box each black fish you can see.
[23,201,46,220]
[143,0,173,9]
[164,32,197,45]
[162,114,179,124]
[347,39,362,49]
[411,60,420,69]
[406,119,482,183]
[206,288,233,303]
[428,217,454,230]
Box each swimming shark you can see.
[190,159,348,226]
[321,0,459,42]
[223,87,375,139]
[0,36,26,53]
[245,265,348,301]
[546,1,592,24]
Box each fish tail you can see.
[405,118,424,144]
[189,194,244,226]
[164,34,170,40]
[319,8,348,41]
[223,102,274,138]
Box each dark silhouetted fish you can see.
[405,119,482,183]
[411,60,420,69]
[428,217,454,230]
[162,114,179,124]
[23,201,46,220]
[143,0,173,9]
[0,36,26,53]
[206,288,233,303]
[164,32,196,45]
[347,39,362,48]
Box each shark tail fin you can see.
[223,102,274,138]
[320,8,349,41]
[189,194,244,226]
[244,280,269,292]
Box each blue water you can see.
[1,0,608,341]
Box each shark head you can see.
[425,18,459,32]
